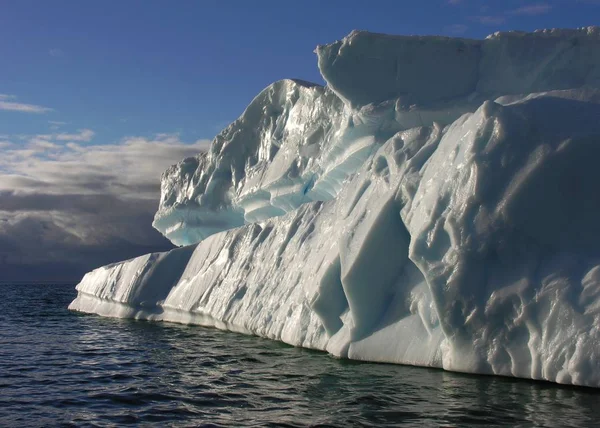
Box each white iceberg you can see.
[70,27,600,387]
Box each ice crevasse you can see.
[70,27,600,387]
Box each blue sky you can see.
[2,0,599,143]
[1,0,598,281]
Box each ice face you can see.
[154,27,600,248]
[152,78,423,246]
[71,28,600,387]
[153,80,347,246]
[318,27,600,108]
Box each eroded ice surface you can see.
[71,28,600,387]
[154,27,600,246]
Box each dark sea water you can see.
[1,284,600,427]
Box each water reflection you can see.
[1,284,600,427]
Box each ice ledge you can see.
[317,27,600,108]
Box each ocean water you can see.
[1,284,600,427]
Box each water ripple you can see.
[2,284,600,427]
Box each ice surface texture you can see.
[71,28,600,387]
[154,27,600,245]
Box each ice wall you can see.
[318,27,600,108]
[72,28,600,387]
[153,27,600,248]
[153,78,410,246]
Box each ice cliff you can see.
[70,27,600,387]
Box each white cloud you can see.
[0,132,212,280]
[469,15,506,25]
[48,120,68,131]
[54,129,95,142]
[49,48,64,57]
[1,132,210,198]
[20,129,95,147]
[510,3,552,15]
[0,94,53,114]
[28,138,59,151]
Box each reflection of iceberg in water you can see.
[70,27,600,387]
[436,372,600,426]
[66,313,600,425]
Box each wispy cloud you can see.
[49,48,64,57]
[0,132,212,280]
[20,129,95,147]
[0,94,53,114]
[469,15,506,25]
[466,2,553,27]
[48,120,67,130]
[447,0,462,4]
[54,129,95,142]
[510,2,552,15]
[1,132,210,198]
[28,138,59,151]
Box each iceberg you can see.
[70,27,600,387]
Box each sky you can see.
[1,0,599,282]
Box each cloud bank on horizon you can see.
[0,119,210,281]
